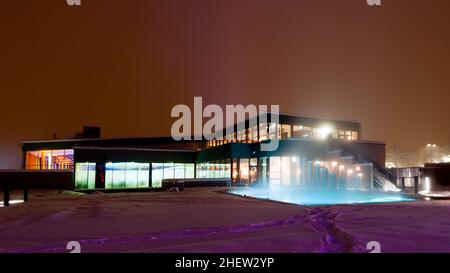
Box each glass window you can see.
[75,162,96,189]
[232,160,239,181]
[137,163,150,187]
[163,163,175,179]
[105,162,150,189]
[237,129,246,142]
[239,159,249,182]
[312,128,321,139]
[302,127,312,138]
[293,125,302,138]
[332,130,338,139]
[151,163,164,188]
[248,125,258,142]
[346,131,352,140]
[281,124,291,139]
[352,131,359,141]
[25,149,74,170]
[125,163,139,188]
[268,123,278,140]
[259,122,268,141]
[174,163,185,178]
[185,164,195,178]
[250,158,258,182]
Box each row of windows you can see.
[74,162,195,190]
[206,123,359,147]
[25,149,74,170]
[196,160,232,179]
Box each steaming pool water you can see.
[228,187,416,206]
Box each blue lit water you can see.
[228,186,416,206]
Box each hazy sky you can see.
[1,0,449,168]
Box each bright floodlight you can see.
[318,125,333,139]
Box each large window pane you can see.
[293,125,302,138]
[75,162,96,189]
[240,159,249,182]
[125,163,139,188]
[174,163,185,178]
[185,164,195,178]
[137,163,150,187]
[105,162,149,189]
[25,149,74,170]
[152,163,164,188]
[259,123,268,141]
[281,124,291,139]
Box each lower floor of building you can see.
[75,155,373,191]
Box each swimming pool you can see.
[228,187,416,206]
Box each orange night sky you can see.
[1,0,449,168]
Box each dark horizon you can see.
[1,0,450,168]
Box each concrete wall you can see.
[0,170,73,190]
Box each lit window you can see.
[25,149,74,170]
[75,162,96,189]
[281,124,292,139]
[292,125,302,138]
[105,162,150,189]
[259,123,268,141]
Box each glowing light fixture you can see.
[424,177,431,193]
[318,125,333,139]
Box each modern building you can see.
[21,113,394,191]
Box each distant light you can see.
[357,173,363,178]
[292,157,297,163]
[427,144,432,147]
[385,162,396,168]
[355,166,361,171]
[315,161,321,165]
[339,165,345,171]
[347,169,354,174]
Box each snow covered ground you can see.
[1,188,450,253]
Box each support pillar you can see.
[3,181,10,207]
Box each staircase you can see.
[373,167,401,192]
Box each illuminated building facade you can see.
[21,113,388,190]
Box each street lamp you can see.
[426,144,438,163]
